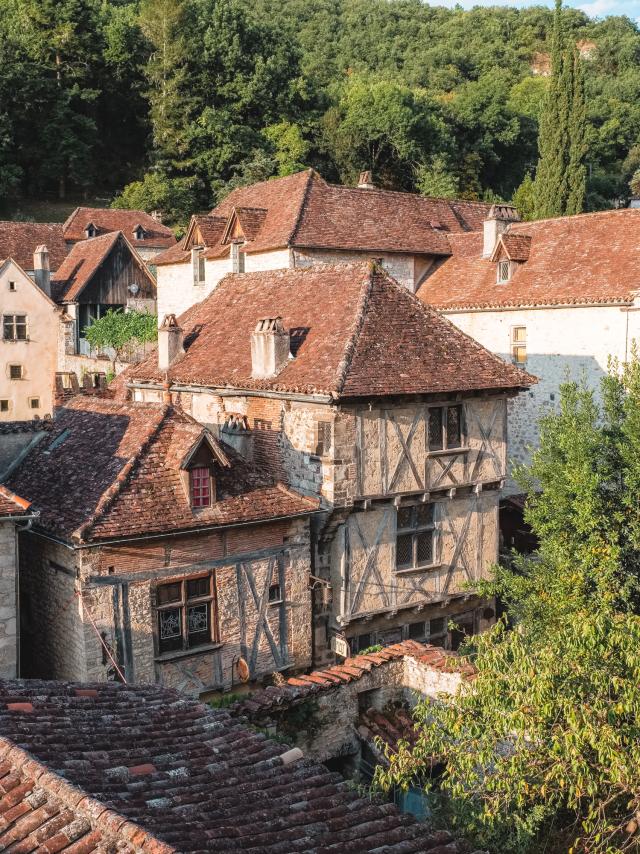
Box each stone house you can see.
[122,262,533,665]
[62,206,176,262]
[5,396,319,695]
[0,257,60,421]
[153,169,491,319]
[0,678,480,853]
[0,484,34,678]
[417,206,640,492]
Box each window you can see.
[156,574,217,654]
[8,281,16,292]
[350,632,373,655]
[497,259,510,283]
[315,421,332,457]
[428,617,447,647]
[85,225,97,238]
[511,326,527,365]
[268,582,282,603]
[9,364,23,380]
[190,466,211,508]
[197,253,206,284]
[408,620,427,640]
[134,226,145,241]
[29,397,40,409]
[428,404,463,451]
[3,315,27,341]
[396,504,436,571]
[231,241,245,273]
[254,418,272,431]
[0,400,9,413]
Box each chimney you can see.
[357,170,375,190]
[150,210,163,223]
[158,314,184,371]
[251,317,290,379]
[483,204,520,258]
[33,245,51,297]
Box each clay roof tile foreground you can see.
[3,397,318,543]
[128,262,534,398]
[63,207,176,249]
[0,221,68,272]
[0,679,476,853]
[419,208,640,310]
[0,485,31,518]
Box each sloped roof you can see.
[0,484,31,518]
[0,679,460,854]
[492,233,531,262]
[63,207,176,248]
[154,170,492,266]
[51,231,155,303]
[419,209,640,310]
[4,396,317,543]
[128,263,532,398]
[0,221,68,272]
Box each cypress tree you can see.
[533,0,587,219]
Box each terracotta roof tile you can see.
[0,679,461,853]
[63,208,176,249]
[0,485,31,518]
[4,396,317,543]
[0,222,68,272]
[496,233,531,262]
[419,209,640,310]
[126,262,533,398]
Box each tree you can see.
[534,0,587,218]
[511,172,536,220]
[83,310,157,374]
[415,155,459,199]
[375,356,640,853]
[263,121,310,176]
[111,173,200,228]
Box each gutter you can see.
[130,381,336,405]
[440,300,634,314]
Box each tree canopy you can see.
[1,0,640,221]
[375,355,640,853]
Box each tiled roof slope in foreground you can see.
[154,169,490,265]
[128,263,534,398]
[0,221,68,271]
[4,396,317,543]
[0,679,480,853]
[419,208,640,310]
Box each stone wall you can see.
[293,249,417,291]
[0,522,17,677]
[441,303,640,491]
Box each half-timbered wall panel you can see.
[355,398,507,498]
[334,492,499,620]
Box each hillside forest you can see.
[1,0,640,224]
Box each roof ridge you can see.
[275,482,321,508]
[73,404,171,543]
[0,738,175,853]
[512,207,639,228]
[323,182,492,208]
[286,168,317,247]
[333,261,378,397]
[61,207,81,231]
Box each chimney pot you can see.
[482,204,520,258]
[251,317,291,379]
[357,170,375,190]
[158,314,184,371]
[33,245,51,297]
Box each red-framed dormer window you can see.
[190,466,211,508]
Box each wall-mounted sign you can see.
[331,634,349,659]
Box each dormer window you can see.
[190,466,211,508]
[133,225,146,241]
[231,240,245,273]
[497,259,511,283]
[85,223,97,239]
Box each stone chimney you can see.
[33,245,51,297]
[357,170,375,190]
[251,317,290,379]
[483,204,520,258]
[158,314,184,371]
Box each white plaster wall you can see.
[444,303,639,490]
[294,249,416,291]
[244,248,291,273]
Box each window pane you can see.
[429,617,446,636]
[397,506,413,530]
[416,531,433,566]
[158,608,182,653]
[396,534,413,569]
[190,466,211,508]
[408,621,426,640]
[428,408,443,451]
[3,317,13,340]
[157,582,182,605]
[186,577,209,600]
[512,345,527,364]
[512,326,526,343]
[15,317,27,340]
[187,603,210,647]
[446,405,462,449]
[415,503,434,528]
[268,583,281,602]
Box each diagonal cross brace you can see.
[242,559,283,673]
[350,511,392,616]
[387,409,425,493]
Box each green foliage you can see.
[83,309,157,371]
[416,156,459,200]
[359,644,383,655]
[208,691,249,709]
[376,354,640,853]
[511,172,537,220]
[111,172,200,226]
[263,121,310,177]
